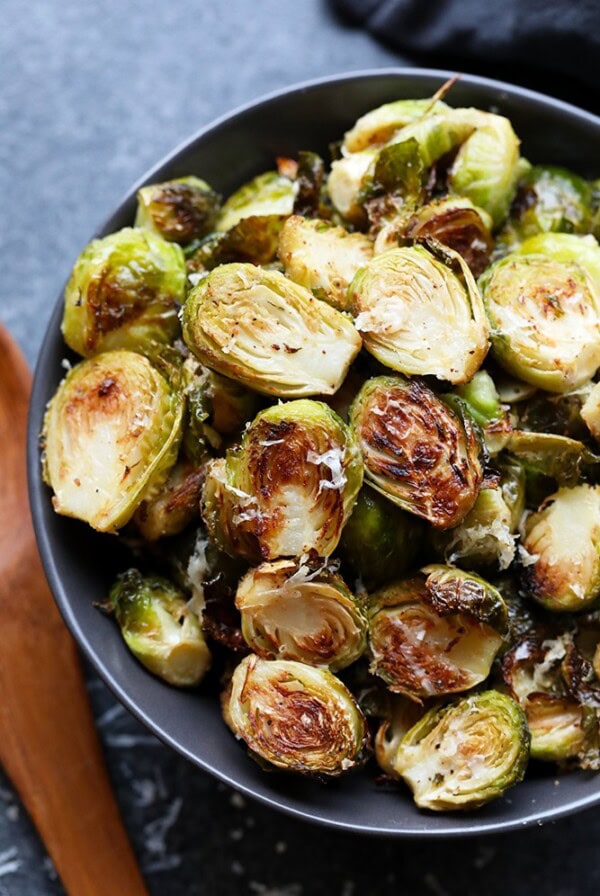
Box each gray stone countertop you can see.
[1,1,598,893]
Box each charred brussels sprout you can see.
[368,568,507,700]
[278,215,373,312]
[202,399,363,561]
[480,234,600,392]
[186,215,286,272]
[109,569,211,687]
[42,350,183,532]
[135,176,220,243]
[133,458,204,541]
[350,245,489,384]
[395,691,529,810]
[433,460,525,571]
[236,560,367,671]
[227,655,368,775]
[339,487,424,590]
[62,228,186,357]
[375,197,493,278]
[448,109,521,226]
[216,171,295,232]
[500,165,594,251]
[182,263,361,397]
[350,376,483,529]
[502,635,594,761]
[521,485,600,612]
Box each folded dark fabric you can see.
[332,0,600,109]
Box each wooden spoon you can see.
[0,326,148,895]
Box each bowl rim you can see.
[27,66,600,837]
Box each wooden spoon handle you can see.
[0,328,148,896]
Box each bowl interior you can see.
[28,69,600,836]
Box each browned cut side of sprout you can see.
[133,458,204,541]
[227,655,368,775]
[236,559,367,671]
[350,376,483,529]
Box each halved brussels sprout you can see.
[236,560,367,671]
[499,165,594,252]
[277,215,373,312]
[454,370,502,428]
[133,457,204,541]
[343,98,448,153]
[374,696,424,779]
[42,350,184,532]
[181,357,262,459]
[502,635,593,761]
[521,485,600,612]
[374,197,493,278]
[350,245,489,383]
[506,430,600,486]
[109,569,211,687]
[448,109,521,225]
[328,149,377,225]
[186,215,286,272]
[395,691,529,810]
[135,176,221,243]
[182,263,362,397]
[582,382,600,442]
[350,376,483,528]
[368,568,506,700]
[517,383,593,440]
[339,486,424,590]
[62,228,186,358]
[480,234,600,393]
[202,399,363,561]
[433,460,524,571]
[227,655,368,775]
[216,171,295,232]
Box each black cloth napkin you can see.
[332,0,600,112]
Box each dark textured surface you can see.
[2,1,600,894]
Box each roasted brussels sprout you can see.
[236,560,367,671]
[516,384,593,440]
[433,460,525,571]
[181,357,262,459]
[499,165,594,252]
[42,350,184,532]
[109,569,211,687]
[395,691,529,810]
[202,399,363,561]
[292,150,327,218]
[135,176,221,243]
[480,234,600,392]
[62,228,186,357]
[182,263,361,397]
[186,215,286,271]
[216,171,295,232]
[350,376,483,528]
[350,245,489,383]
[339,487,424,590]
[582,383,600,443]
[448,109,521,225]
[227,655,368,775]
[343,98,448,153]
[506,430,600,486]
[327,149,378,225]
[277,215,373,312]
[454,370,502,428]
[502,635,594,761]
[521,485,600,612]
[374,696,424,779]
[368,567,507,700]
[375,197,493,278]
[133,457,204,541]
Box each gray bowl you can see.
[27,68,600,836]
